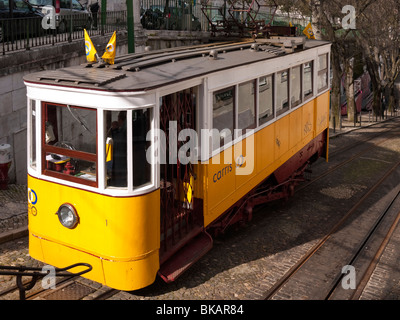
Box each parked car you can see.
[27,0,92,32]
[0,0,44,42]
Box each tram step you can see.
[158,231,213,283]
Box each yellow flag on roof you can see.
[102,31,116,65]
[84,29,97,62]
[303,22,316,39]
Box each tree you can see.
[306,0,400,121]
[308,0,383,125]
[274,0,400,123]
[355,0,400,117]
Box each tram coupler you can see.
[0,263,92,300]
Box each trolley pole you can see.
[126,0,135,53]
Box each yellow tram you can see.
[24,37,331,290]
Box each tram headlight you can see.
[57,204,78,229]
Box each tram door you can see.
[159,87,203,262]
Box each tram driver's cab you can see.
[35,102,153,193]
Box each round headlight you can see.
[57,204,78,229]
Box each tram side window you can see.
[318,54,328,92]
[106,111,127,188]
[291,66,302,107]
[276,70,289,116]
[213,86,234,150]
[238,80,256,131]
[258,74,274,125]
[304,61,313,100]
[29,100,36,170]
[42,103,97,186]
[132,109,151,188]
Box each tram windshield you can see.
[42,103,97,186]
[40,103,152,190]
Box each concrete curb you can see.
[330,115,399,139]
[0,225,28,245]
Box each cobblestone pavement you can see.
[1,115,400,300]
[360,216,400,300]
[0,184,27,235]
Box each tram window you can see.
[44,104,96,153]
[213,86,234,150]
[238,80,256,131]
[42,103,97,187]
[318,54,328,92]
[276,70,289,116]
[258,75,274,125]
[291,65,302,107]
[29,100,36,170]
[132,109,151,188]
[106,111,127,188]
[304,61,313,100]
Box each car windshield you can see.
[28,0,52,6]
[15,0,33,10]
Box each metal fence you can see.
[1,10,126,55]
[269,14,310,36]
[140,0,310,36]
[0,3,312,55]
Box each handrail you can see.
[0,263,92,300]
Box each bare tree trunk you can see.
[372,90,381,120]
[330,46,342,129]
[344,58,355,122]
[388,85,395,113]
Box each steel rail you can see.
[296,124,400,193]
[0,263,92,300]
[263,157,400,300]
[350,208,400,300]
[325,187,400,300]
[329,117,399,158]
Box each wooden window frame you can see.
[237,79,257,131]
[290,65,303,108]
[276,69,290,116]
[303,61,314,100]
[41,102,98,188]
[258,74,275,125]
[318,54,329,93]
[212,86,235,148]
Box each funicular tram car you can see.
[24,37,331,291]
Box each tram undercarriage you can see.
[158,129,327,282]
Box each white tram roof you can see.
[24,38,330,92]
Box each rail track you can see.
[329,117,400,158]
[264,154,400,299]
[297,118,400,194]
[0,273,120,300]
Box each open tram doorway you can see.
[158,86,212,282]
